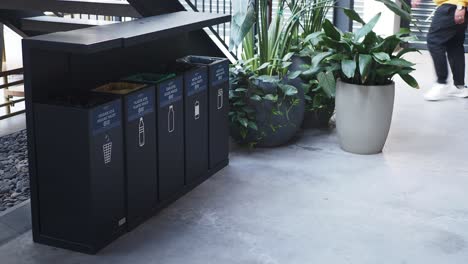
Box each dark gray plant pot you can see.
[290,55,311,72]
[253,77,305,147]
[231,75,305,147]
[302,108,334,129]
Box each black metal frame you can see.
[333,0,354,32]
[183,0,233,54]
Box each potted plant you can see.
[291,32,337,129]
[315,11,419,154]
[228,0,315,147]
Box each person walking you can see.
[413,0,468,100]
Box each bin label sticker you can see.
[91,100,121,135]
[186,69,207,96]
[159,77,182,107]
[127,89,154,122]
[211,62,229,86]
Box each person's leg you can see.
[446,23,467,86]
[445,9,468,98]
[425,4,460,100]
[427,5,458,84]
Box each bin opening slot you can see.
[94,82,147,95]
[176,56,222,65]
[123,73,177,84]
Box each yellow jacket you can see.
[435,0,468,6]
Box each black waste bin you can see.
[93,82,158,230]
[123,73,185,201]
[174,62,209,185]
[33,96,125,253]
[177,56,229,172]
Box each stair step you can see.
[0,0,140,18]
[21,16,119,33]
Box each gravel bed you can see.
[0,130,29,212]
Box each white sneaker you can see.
[449,85,468,98]
[424,83,448,101]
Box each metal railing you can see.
[0,65,25,120]
[180,0,232,52]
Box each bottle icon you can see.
[102,134,112,164]
[138,117,145,147]
[168,105,175,133]
[217,89,223,110]
[194,101,200,120]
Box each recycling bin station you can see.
[93,82,158,230]
[22,10,231,254]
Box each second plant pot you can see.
[336,80,395,155]
[237,76,305,147]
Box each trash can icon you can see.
[103,134,113,164]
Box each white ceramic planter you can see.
[336,80,395,155]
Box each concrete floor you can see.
[0,51,468,263]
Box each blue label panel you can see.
[91,100,121,135]
[185,69,207,97]
[159,77,183,108]
[127,88,155,122]
[210,61,229,86]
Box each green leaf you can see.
[399,74,419,89]
[301,66,322,80]
[235,88,248,92]
[257,62,271,71]
[372,35,401,53]
[238,117,249,128]
[344,8,366,25]
[233,101,246,106]
[282,61,293,69]
[317,71,336,98]
[264,94,278,102]
[304,32,323,45]
[341,60,357,79]
[396,28,411,37]
[322,37,351,53]
[283,52,295,61]
[322,19,341,41]
[374,0,411,22]
[312,51,333,67]
[327,54,348,61]
[373,52,391,62]
[250,95,262,101]
[242,106,255,113]
[396,48,420,58]
[384,58,415,68]
[355,13,381,42]
[278,84,298,96]
[363,31,378,48]
[247,121,258,131]
[288,71,302,80]
[359,54,373,82]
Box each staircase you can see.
[0,0,139,36]
[0,0,231,49]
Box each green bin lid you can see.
[123,73,176,85]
